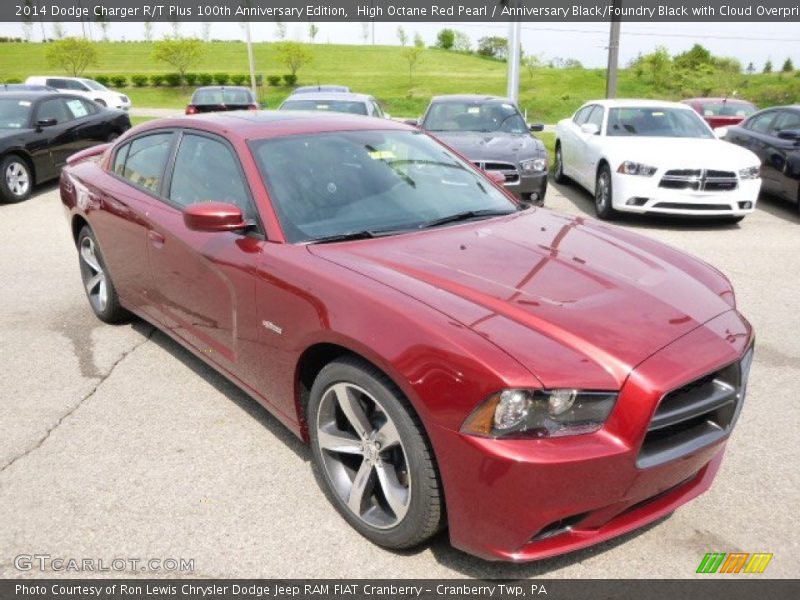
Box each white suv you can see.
[25,76,131,111]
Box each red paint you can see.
[60,113,753,561]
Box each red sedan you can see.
[682,97,757,129]
[60,112,753,561]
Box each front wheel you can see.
[595,164,616,220]
[553,144,568,184]
[308,357,443,549]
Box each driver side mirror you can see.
[528,123,544,132]
[36,118,57,129]
[403,118,419,127]
[183,202,247,233]
[777,129,800,144]
[580,123,600,135]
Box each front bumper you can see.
[429,310,752,561]
[508,171,548,201]
[612,173,761,216]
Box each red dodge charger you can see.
[60,112,753,561]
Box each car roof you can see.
[587,99,694,109]
[0,84,57,93]
[430,94,515,104]
[292,85,350,93]
[282,92,373,103]
[131,110,409,140]
[685,97,755,104]
[0,90,60,100]
[193,86,252,92]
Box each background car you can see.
[2,83,57,92]
[60,111,753,561]
[682,97,757,128]
[291,85,351,94]
[185,86,260,115]
[0,90,130,203]
[554,99,762,221]
[25,76,131,111]
[416,95,548,205]
[721,105,800,212]
[278,92,387,118]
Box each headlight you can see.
[520,158,547,173]
[739,166,760,180]
[617,161,657,177]
[461,388,617,439]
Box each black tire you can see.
[594,163,616,220]
[308,357,443,550]
[0,155,33,203]
[77,226,130,323]
[720,216,745,224]
[553,143,568,184]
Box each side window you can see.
[112,143,129,175]
[120,133,173,194]
[771,110,800,133]
[80,98,99,115]
[169,134,253,219]
[64,97,91,119]
[371,100,383,118]
[45,78,67,89]
[65,79,88,91]
[746,111,776,134]
[586,106,605,130]
[37,98,73,124]
[573,106,593,125]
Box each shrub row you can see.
[87,73,301,88]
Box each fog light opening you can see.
[738,201,753,210]
[626,197,649,206]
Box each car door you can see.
[146,129,263,380]
[575,105,605,188]
[728,110,780,193]
[560,105,593,182]
[764,109,800,202]
[31,96,79,171]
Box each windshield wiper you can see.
[418,209,516,229]
[307,228,408,244]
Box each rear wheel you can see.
[308,357,443,549]
[553,143,568,184]
[1,155,32,203]
[77,226,130,323]
[595,164,616,220]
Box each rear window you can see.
[698,101,756,117]
[191,88,254,105]
[118,133,173,194]
[280,99,368,116]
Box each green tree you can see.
[782,57,794,72]
[746,62,755,75]
[275,21,287,40]
[45,37,97,76]
[275,41,314,78]
[477,36,508,60]
[453,31,471,52]
[308,23,319,43]
[523,54,543,82]
[436,28,455,50]
[152,37,204,84]
[764,59,773,73]
[674,43,713,70]
[402,35,425,84]
[396,26,407,47]
[413,32,425,48]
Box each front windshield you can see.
[699,101,756,117]
[0,98,32,129]
[81,79,108,91]
[250,130,516,243]
[423,101,528,134]
[607,107,714,138]
[280,99,368,116]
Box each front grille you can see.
[653,202,730,211]
[637,347,753,469]
[659,169,738,192]
[472,160,519,184]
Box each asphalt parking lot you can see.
[1,181,797,579]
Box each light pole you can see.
[506,17,521,102]
[606,0,622,98]
[245,21,257,99]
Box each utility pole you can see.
[245,21,258,100]
[506,17,521,103]
[606,0,622,98]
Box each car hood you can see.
[600,136,760,169]
[431,131,545,163]
[309,210,735,390]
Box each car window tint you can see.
[746,111,776,133]
[65,79,87,91]
[80,98,99,115]
[169,134,253,218]
[121,133,173,194]
[113,143,129,175]
[573,106,592,125]
[37,98,73,124]
[771,110,800,133]
[45,78,67,89]
[586,106,604,130]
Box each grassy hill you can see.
[2,41,799,122]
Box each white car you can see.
[554,99,761,221]
[25,76,131,111]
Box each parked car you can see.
[416,95,548,205]
[721,105,800,212]
[291,85,351,94]
[0,91,130,203]
[25,76,131,111]
[554,99,762,221]
[185,86,259,115]
[278,92,388,118]
[682,97,757,129]
[61,111,753,561]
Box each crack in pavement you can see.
[0,326,156,476]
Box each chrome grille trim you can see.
[659,169,738,192]
[472,160,520,185]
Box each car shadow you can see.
[756,192,800,224]
[136,322,310,462]
[0,180,60,208]
[549,179,747,232]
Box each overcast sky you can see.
[1,20,798,69]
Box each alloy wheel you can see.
[80,237,108,313]
[555,149,563,179]
[5,161,29,198]
[315,382,411,529]
[596,171,611,211]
